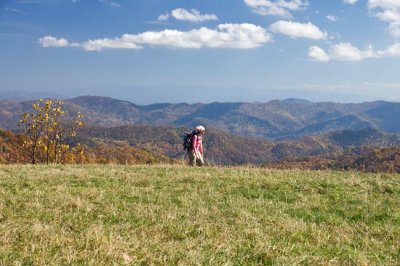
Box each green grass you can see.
[0,165,399,265]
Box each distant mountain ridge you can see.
[1,95,400,139]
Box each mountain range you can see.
[1,96,400,140]
[2,95,400,168]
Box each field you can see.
[0,165,399,265]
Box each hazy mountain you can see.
[1,95,400,140]
[0,91,69,101]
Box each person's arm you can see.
[191,134,197,152]
[198,138,203,155]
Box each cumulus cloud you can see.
[310,43,377,62]
[368,0,400,10]
[243,0,308,17]
[40,23,272,51]
[309,42,400,62]
[39,36,70,47]
[39,36,141,51]
[158,13,170,21]
[308,46,330,62]
[82,38,141,51]
[171,8,218,22]
[158,8,218,22]
[343,0,358,5]
[379,42,400,56]
[120,24,270,49]
[269,21,327,39]
[331,43,378,61]
[368,0,400,38]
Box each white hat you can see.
[196,125,205,132]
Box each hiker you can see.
[188,125,205,166]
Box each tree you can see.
[19,99,84,164]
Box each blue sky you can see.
[1,0,400,103]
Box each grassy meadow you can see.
[0,165,399,265]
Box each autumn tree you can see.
[19,99,84,164]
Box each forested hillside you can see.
[0,129,172,165]
[79,125,400,169]
[2,96,400,139]
[3,124,400,172]
[2,96,400,171]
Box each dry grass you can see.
[0,165,399,265]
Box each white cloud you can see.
[40,23,272,51]
[308,46,330,62]
[375,9,400,21]
[171,8,218,22]
[158,8,218,22]
[82,38,141,51]
[39,36,70,47]
[379,43,400,56]
[368,0,400,10]
[309,42,400,62]
[158,13,170,21]
[343,0,358,5]
[388,21,400,37]
[326,15,337,22]
[4,7,26,14]
[98,0,121,8]
[126,24,270,49]
[243,0,308,17]
[331,43,378,61]
[269,21,327,39]
[38,36,136,51]
[368,0,400,38]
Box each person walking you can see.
[188,125,205,166]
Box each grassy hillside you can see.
[0,165,399,264]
